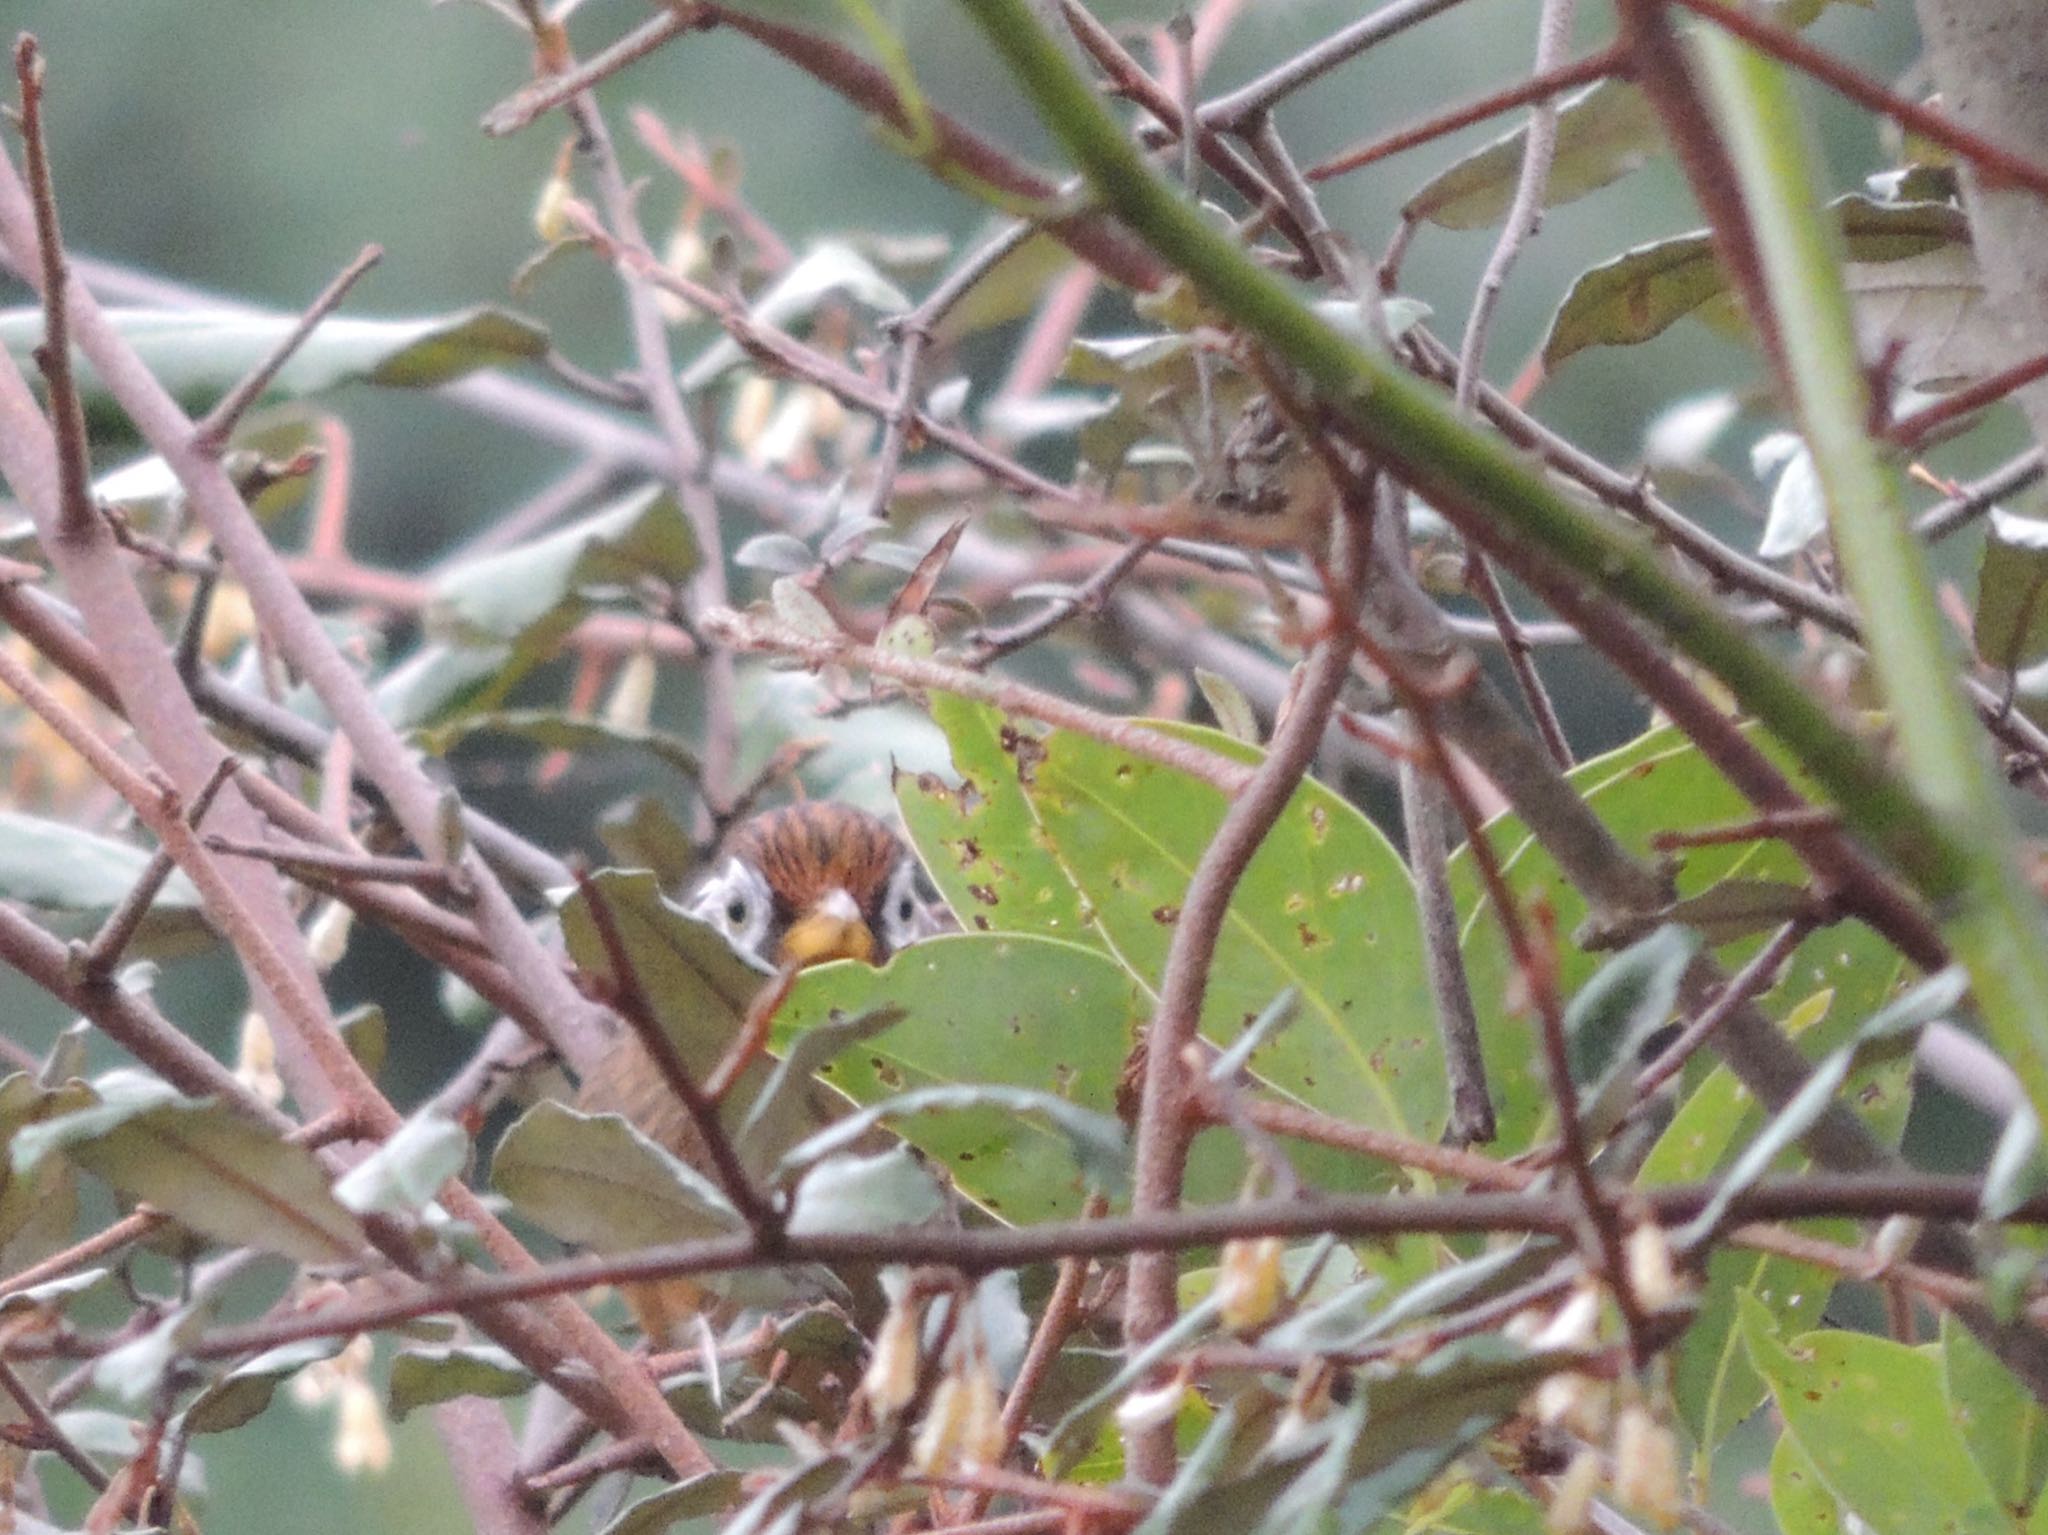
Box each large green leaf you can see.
[776,934,1143,1224]
[1404,79,1662,231]
[895,693,1102,949]
[490,1100,741,1250]
[0,305,548,425]
[1013,718,1442,1155]
[0,1074,92,1274]
[1542,197,1969,368]
[414,707,702,782]
[1977,508,2048,673]
[1450,723,1906,1151]
[13,1076,364,1265]
[1942,1313,2048,1520]
[0,811,210,955]
[428,484,698,646]
[1742,1298,2008,1535]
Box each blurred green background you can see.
[0,2,1971,1530]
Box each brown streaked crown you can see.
[728,801,908,932]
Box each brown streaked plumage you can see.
[575,801,945,1341]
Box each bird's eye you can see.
[725,897,748,927]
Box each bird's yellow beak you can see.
[778,887,876,969]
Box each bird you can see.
[682,800,946,971]
[575,800,946,1343]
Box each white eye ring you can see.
[684,856,776,969]
[878,856,940,955]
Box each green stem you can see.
[1690,28,2048,1121]
[952,0,2048,1117]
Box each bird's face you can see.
[685,802,944,971]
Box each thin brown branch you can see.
[0,1355,109,1493]
[75,753,241,979]
[1888,350,2048,451]
[203,834,477,901]
[1198,0,1476,131]
[130,1172,2048,1365]
[482,7,705,135]
[191,244,383,453]
[1122,501,1367,1482]
[705,606,1254,795]
[675,2,1164,293]
[11,39,92,546]
[1307,45,1623,183]
[1666,0,2048,201]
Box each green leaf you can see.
[1942,1312,2048,1518]
[1647,967,1918,1458]
[598,796,700,891]
[738,1005,904,1168]
[0,1074,92,1270]
[895,695,1101,948]
[57,1408,206,1495]
[387,1343,533,1422]
[183,1337,345,1434]
[557,869,763,1075]
[785,1146,943,1235]
[428,484,698,646]
[1564,925,1698,1135]
[781,1082,1128,1195]
[416,708,702,782]
[1543,197,1968,369]
[490,1100,740,1251]
[593,1473,745,1535]
[1742,1297,2008,1535]
[1194,668,1260,745]
[1976,508,2048,673]
[1405,79,1662,231]
[1756,432,1827,560]
[14,1076,364,1264]
[680,240,910,390]
[1159,1338,1556,1535]
[1453,722,1909,1152]
[0,1268,108,1317]
[1019,718,1441,1159]
[338,1003,388,1082]
[0,305,549,424]
[332,1112,468,1215]
[1770,1430,1846,1535]
[0,812,209,954]
[776,935,1143,1222]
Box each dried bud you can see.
[1216,1236,1287,1334]
[861,1295,921,1419]
[603,648,660,734]
[958,1355,1005,1469]
[334,1375,393,1475]
[306,900,355,973]
[533,167,574,244]
[1626,1221,1683,1311]
[234,1010,285,1107]
[1611,1402,1682,1528]
[655,223,705,325]
[728,375,778,458]
[1546,1447,1603,1533]
[911,1371,968,1475]
[1113,1377,1187,1435]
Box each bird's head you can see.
[685,802,944,971]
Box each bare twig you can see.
[1122,499,1366,1482]
[190,244,383,453]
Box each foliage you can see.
[0,2,2046,1534]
